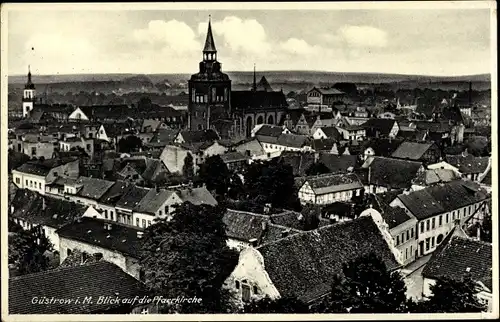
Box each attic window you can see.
[466,267,471,272]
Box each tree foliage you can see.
[198,155,230,196]
[300,203,321,231]
[8,223,53,276]
[182,153,194,179]
[305,162,331,176]
[319,253,409,313]
[139,202,238,313]
[244,296,310,313]
[117,135,143,153]
[243,159,301,211]
[419,275,485,313]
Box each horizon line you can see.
[8,70,491,79]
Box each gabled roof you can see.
[115,185,150,210]
[311,138,337,152]
[317,126,342,140]
[11,189,88,229]
[362,138,405,157]
[74,177,115,200]
[146,129,179,148]
[397,181,489,220]
[255,124,284,138]
[14,157,78,176]
[256,216,399,303]
[413,169,460,186]
[445,155,490,174]
[231,91,288,110]
[178,129,219,144]
[364,156,423,189]
[256,76,273,92]
[9,261,148,314]
[99,181,133,205]
[134,188,175,214]
[276,133,310,148]
[175,187,217,206]
[304,172,363,195]
[312,87,344,96]
[362,118,397,136]
[318,154,357,174]
[369,194,414,229]
[279,152,316,177]
[220,151,249,163]
[422,236,492,290]
[141,159,169,182]
[56,217,143,258]
[391,141,436,160]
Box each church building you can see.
[22,66,36,118]
[188,17,288,140]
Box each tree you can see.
[300,203,321,231]
[198,155,230,196]
[182,153,194,179]
[118,135,143,153]
[244,159,301,211]
[244,296,310,313]
[465,136,489,157]
[140,202,239,313]
[8,225,54,276]
[419,275,485,313]
[305,162,331,176]
[481,214,492,243]
[333,82,358,96]
[320,253,409,313]
[227,172,244,200]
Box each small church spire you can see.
[203,15,217,56]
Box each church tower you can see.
[22,66,36,118]
[188,16,231,132]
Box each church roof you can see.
[256,76,273,92]
[231,91,288,110]
[203,18,217,53]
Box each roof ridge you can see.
[10,260,112,280]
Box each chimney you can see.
[137,231,144,239]
[368,166,371,185]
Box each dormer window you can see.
[235,281,240,289]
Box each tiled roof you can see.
[315,87,344,95]
[223,210,269,242]
[146,129,179,148]
[74,177,115,200]
[256,76,274,92]
[256,217,399,303]
[305,172,363,195]
[311,138,336,152]
[56,217,143,258]
[134,188,175,214]
[364,156,423,189]
[14,158,77,176]
[318,126,342,140]
[9,261,148,314]
[11,189,88,229]
[175,187,217,206]
[255,124,284,138]
[391,142,436,160]
[141,159,169,182]
[397,181,489,220]
[369,194,413,229]
[279,151,316,177]
[115,185,150,210]
[179,129,219,144]
[362,119,397,136]
[480,168,491,185]
[276,133,310,148]
[318,154,357,174]
[231,91,288,110]
[413,169,460,186]
[422,236,492,290]
[445,155,490,174]
[220,151,249,163]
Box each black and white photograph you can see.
[1,2,497,319]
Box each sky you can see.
[6,4,494,76]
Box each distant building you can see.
[306,87,345,110]
[298,172,364,205]
[391,141,441,164]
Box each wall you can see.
[160,145,189,174]
[312,129,328,140]
[22,142,55,159]
[391,218,418,265]
[12,171,47,194]
[389,122,400,138]
[224,247,281,304]
[59,237,140,279]
[299,182,362,205]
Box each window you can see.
[411,228,414,238]
[147,220,151,227]
[110,211,114,221]
[159,210,162,217]
[446,213,449,223]
[142,219,146,227]
[235,281,240,289]
[86,144,91,151]
[15,177,20,184]
[242,284,251,302]
[67,249,72,256]
[253,286,259,295]
[452,212,455,220]
[439,215,443,226]
[25,179,28,186]
[425,238,430,251]
[426,220,430,231]
[405,248,408,260]
[30,180,33,188]
[406,230,410,240]
[31,147,37,156]
[396,236,400,245]
[431,218,435,229]
[165,206,168,214]
[401,233,405,243]
[104,210,108,219]
[420,222,424,233]
[136,218,139,226]
[431,236,435,248]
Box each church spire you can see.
[252,63,257,92]
[203,15,217,61]
[28,65,32,84]
[25,65,35,90]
